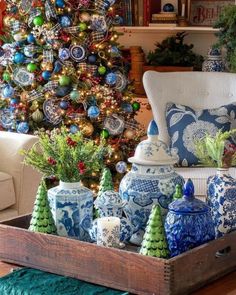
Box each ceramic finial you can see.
[173,184,183,200]
[147,120,159,141]
[183,179,194,199]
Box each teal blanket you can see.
[0,268,129,295]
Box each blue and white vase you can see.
[202,48,225,72]
[207,168,236,238]
[165,179,215,257]
[119,120,184,245]
[48,181,93,241]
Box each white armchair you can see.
[0,131,41,220]
[143,71,236,199]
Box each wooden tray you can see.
[0,214,236,295]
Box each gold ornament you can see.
[79,12,90,22]
[32,109,44,123]
[3,15,15,27]
[80,122,94,136]
[20,91,29,101]
[124,129,136,139]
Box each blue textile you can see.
[166,102,236,166]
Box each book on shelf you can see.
[143,0,162,26]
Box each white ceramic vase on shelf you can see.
[207,168,236,238]
[48,181,93,241]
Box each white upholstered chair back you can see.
[143,71,236,145]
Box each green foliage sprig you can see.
[214,5,236,72]
[195,129,236,168]
[147,32,203,70]
[21,127,111,182]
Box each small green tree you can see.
[29,179,57,234]
[97,167,114,198]
[140,205,169,258]
[173,184,183,200]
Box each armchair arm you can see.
[0,131,41,215]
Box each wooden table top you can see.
[0,261,235,295]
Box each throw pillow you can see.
[166,102,236,166]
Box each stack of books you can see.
[149,12,177,27]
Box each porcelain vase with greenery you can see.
[195,129,236,238]
[22,127,109,241]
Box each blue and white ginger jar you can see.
[119,120,184,245]
[202,47,225,72]
[207,168,236,238]
[48,181,93,241]
[165,179,215,257]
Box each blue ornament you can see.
[110,46,120,57]
[42,71,52,80]
[3,85,14,98]
[17,122,29,134]
[87,54,97,64]
[59,100,69,110]
[70,125,79,134]
[163,3,174,12]
[27,33,36,43]
[53,60,63,73]
[70,45,86,62]
[14,52,25,64]
[116,161,127,174]
[105,72,117,85]
[55,86,72,97]
[121,102,133,113]
[59,15,72,27]
[113,15,123,25]
[59,48,70,61]
[104,0,110,9]
[87,105,100,118]
[10,98,18,105]
[56,0,65,7]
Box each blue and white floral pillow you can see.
[166,102,236,166]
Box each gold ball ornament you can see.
[32,109,44,122]
[124,129,136,139]
[79,12,91,22]
[80,122,94,136]
[3,15,16,27]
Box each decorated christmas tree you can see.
[97,167,114,198]
[29,179,57,234]
[140,205,169,259]
[0,0,143,189]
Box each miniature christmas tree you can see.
[97,167,114,198]
[139,204,169,259]
[29,179,57,234]
[173,184,183,200]
[0,0,144,190]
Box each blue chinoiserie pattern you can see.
[207,169,236,238]
[119,120,184,245]
[166,102,236,166]
[165,179,215,257]
[48,181,93,241]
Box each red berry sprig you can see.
[47,157,57,165]
[77,161,86,174]
[66,137,77,147]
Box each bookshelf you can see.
[116,26,219,34]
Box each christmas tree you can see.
[0,0,143,189]
[97,167,114,198]
[140,205,169,259]
[29,179,57,234]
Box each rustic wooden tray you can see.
[0,214,236,295]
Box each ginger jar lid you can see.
[94,190,123,208]
[128,120,178,165]
[169,179,209,214]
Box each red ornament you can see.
[77,161,86,174]
[47,157,57,165]
[66,137,77,147]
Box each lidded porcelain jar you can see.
[202,47,225,72]
[119,120,184,245]
[165,179,215,257]
[94,190,126,218]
